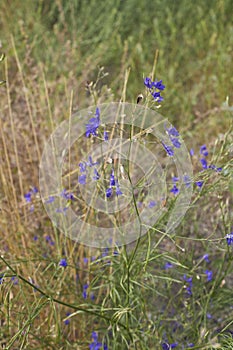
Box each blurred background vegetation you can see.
[1,0,232,122]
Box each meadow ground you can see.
[0,1,232,349]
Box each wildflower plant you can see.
[29,58,232,348]
[39,89,194,247]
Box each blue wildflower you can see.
[24,192,32,203]
[78,174,87,185]
[148,200,156,208]
[24,187,39,204]
[61,189,74,200]
[46,196,55,203]
[102,247,109,257]
[200,158,208,169]
[190,148,194,156]
[93,168,100,181]
[152,92,163,102]
[144,77,165,103]
[106,170,123,198]
[144,77,153,89]
[200,144,208,157]
[110,169,115,186]
[167,126,179,137]
[89,332,108,350]
[32,187,38,193]
[83,283,89,299]
[172,176,179,183]
[64,312,71,325]
[203,254,210,263]
[11,276,19,285]
[153,79,165,91]
[59,258,68,268]
[165,125,181,148]
[151,91,161,100]
[116,183,123,196]
[170,137,181,148]
[45,235,55,245]
[205,269,213,282]
[170,184,179,195]
[164,262,173,270]
[161,343,178,350]
[183,275,193,296]
[79,162,86,172]
[106,187,113,198]
[183,275,192,283]
[104,130,108,141]
[208,164,222,172]
[226,233,233,245]
[87,156,98,167]
[86,107,100,137]
[162,142,174,156]
[196,181,203,188]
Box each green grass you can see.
[0,0,233,349]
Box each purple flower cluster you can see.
[103,130,108,141]
[226,232,233,246]
[162,142,174,157]
[24,186,38,203]
[199,144,222,172]
[82,283,94,300]
[59,258,68,267]
[45,235,55,246]
[183,274,193,296]
[195,180,203,188]
[46,195,55,204]
[162,126,181,157]
[78,156,99,185]
[193,144,222,189]
[144,77,165,103]
[166,126,181,148]
[170,184,179,196]
[106,169,122,198]
[86,107,100,137]
[205,269,213,282]
[148,200,156,208]
[64,312,71,325]
[203,254,210,263]
[60,189,74,200]
[89,332,108,350]
[161,342,178,349]
[169,175,192,195]
[164,262,173,270]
